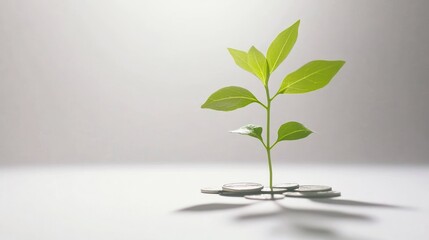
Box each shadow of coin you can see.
[177,203,254,212]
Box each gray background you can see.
[1,0,428,165]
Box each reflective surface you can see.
[0,164,426,239]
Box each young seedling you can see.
[201,20,345,189]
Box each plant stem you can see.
[264,85,273,189]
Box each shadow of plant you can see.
[234,201,375,240]
[285,224,378,240]
[176,198,406,240]
[310,199,413,209]
[235,201,373,222]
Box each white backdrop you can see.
[1,0,428,165]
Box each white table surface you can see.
[0,163,428,240]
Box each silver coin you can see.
[219,191,247,197]
[293,185,332,192]
[260,187,288,194]
[222,182,263,193]
[273,183,299,190]
[201,187,222,194]
[245,194,285,200]
[284,191,341,198]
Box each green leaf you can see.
[247,46,269,85]
[278,60,345,94]
[276,121,312,142]
[267,20,300,73]
[201,86,259,111]
[230,124,263,141]
[227,48,254,74]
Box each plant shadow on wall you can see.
[201,20,345,188]
[177,199,409,240]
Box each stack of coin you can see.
[201,182,294,200]
[201,182,341,199]
[200,182,264,196]
[220,182,263,196]
[283,184,341,198]
[243,183,300,200]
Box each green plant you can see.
[201,20,345,188]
